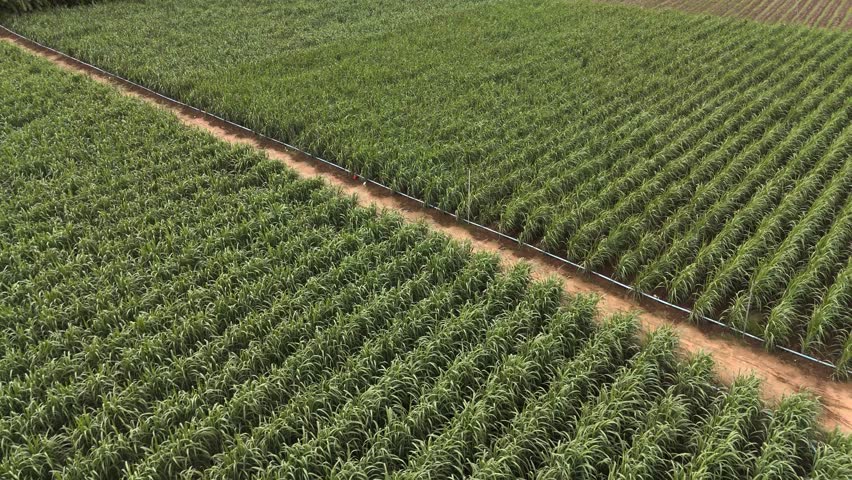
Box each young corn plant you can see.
[468,313,639,480]
[751,393,820,480]
[533,327,679,480]
[209,275,565,480]
[808,431,852,480]
[388,299,604,480]
[328,294,597,480]
[672,376,764,480]
[607,353,718,480]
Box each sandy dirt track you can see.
[3,31,850,433]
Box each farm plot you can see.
[2,40,851,480]
[0,0,101,14]
[10,0,849,372]
[603,0,852,29]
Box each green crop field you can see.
[604,0,852,29]
[0,0,101,13]
[5,0,850,372]
[2,42,851,479]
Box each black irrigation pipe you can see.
[3,25,845,375]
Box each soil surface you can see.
[4,31,850,433]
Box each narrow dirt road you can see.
[4,31,849,433]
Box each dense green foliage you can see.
[2,43,850,479]
[604,0,852,29]
[0,0,103,14]
[7,0,850,370]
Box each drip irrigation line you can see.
[3,24,844,374]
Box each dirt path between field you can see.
[4,32,850,433]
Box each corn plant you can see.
[0,0,108,14]
[1,21,851,480]
[752,394,820,480]
[600,0,852,29]
[325,292,597,480]
[7,0,852,368]
[533,327,679,480]
[809,431,852,480]
[672,376,764,480]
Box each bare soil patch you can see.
[3,30,849,433]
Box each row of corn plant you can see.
[2,229,460,475]
[766,194,852,355]
[600,0,852,29]
[62,254,498,480]
[116,242,496,479]
[628,37,848,294]
[728,149,851,335]
[11,0,849,367]
[1,35,850,479]
[329,295,598,480]
[691,123,851,321]
[0,220,376,417]
[605,354,717,479]
[384,297,599,480]
[810,431,852,479]
[469,13,730,224]
[501,15,765,240]
[0,221,426,462]
[593,43,851,273]
[248,278,568,480]
[532,328,679,479]
[751,394,821,479]
[0,0,107,14]
[465,314,640,480]
[564,33,840,264]
[672,376,765,479]
[202,255,509,479]
[615,66,849,282]
[538,24,825,255]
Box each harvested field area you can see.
[5,40,851,479]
